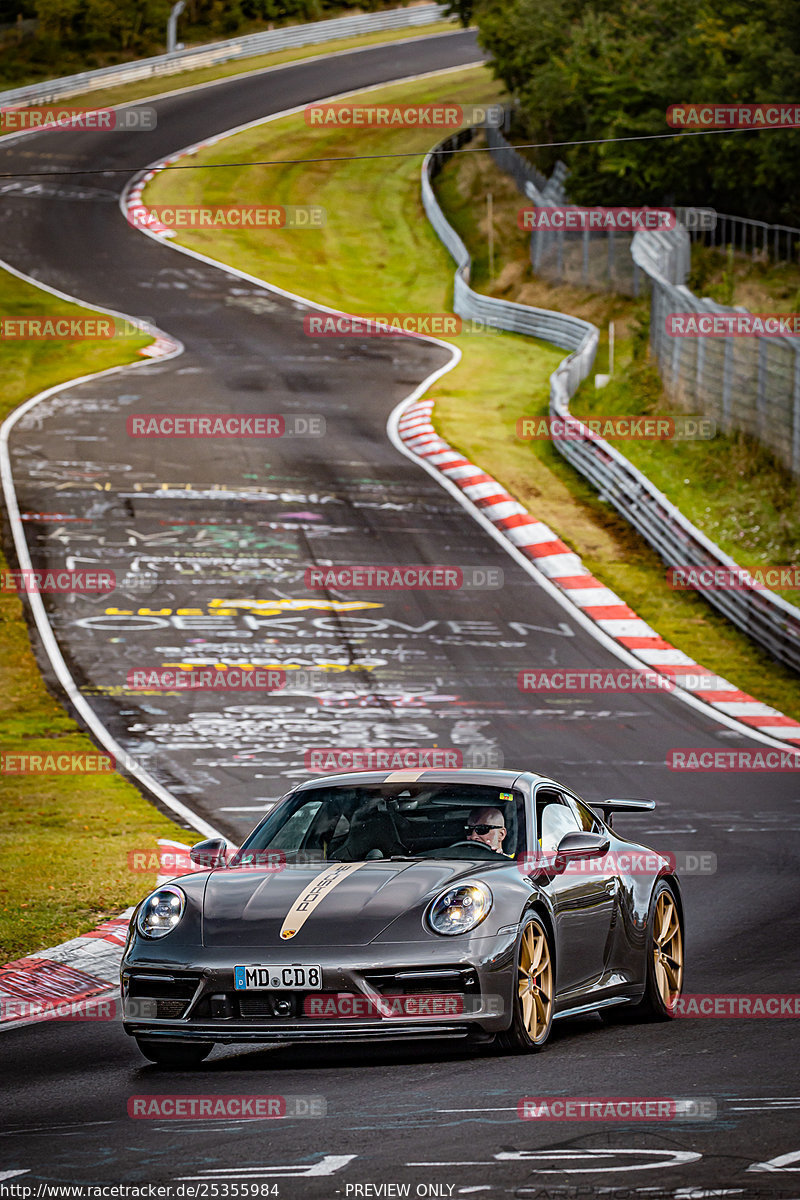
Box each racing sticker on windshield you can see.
[280,862,367,940]
[499,792,513,802]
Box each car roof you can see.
[293,768,547,792]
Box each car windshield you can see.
[234,782,526,864]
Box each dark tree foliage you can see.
[443,0,475,28]
[476,0,800,224]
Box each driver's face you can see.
[466,807,506,853]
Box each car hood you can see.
[201,859,489,948]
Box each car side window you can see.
[536,788,581,852]
[267,799,323,850]
[565,793,603,833]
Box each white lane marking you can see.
[0,1171,30,1182]
[748,1150,800,1171]
[408,1149,702,1172]
[672,1192,744,1198]
[0,260,221,841]
[177,1155,356,1179]
[732,1104,800,1111]
[0,1122,115,1137]
[437,1107,516,1112]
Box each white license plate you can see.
[234,964,322,991]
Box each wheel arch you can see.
[655,872,684,931]
[520,897,557,979]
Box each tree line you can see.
[451,0,799,225]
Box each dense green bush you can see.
[475,0,799,224]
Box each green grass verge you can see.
[0,280,192,963]
[687,242,800,312]
[144,83,800,723]
[34,21,459,115]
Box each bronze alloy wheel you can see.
[653,888,684,1010]
[498,914,555,1052]
[519,919,553,1040]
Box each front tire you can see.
[135,1038,214,1067]
[497,914,554,1053]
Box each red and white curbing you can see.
[397,400,800,747]
[126,162,185,240]
[0,841,194,1031]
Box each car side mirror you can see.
[554,831,610,873]
[189,837,228,869]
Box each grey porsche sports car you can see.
[121,768,684,1065]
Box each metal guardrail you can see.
[631,228,800,480]
[549,366,800,675]
[424,127,800,675]
[0,4,450,107]
[423,130,597,355]
[494,115,800,479]
[688,212,800,266]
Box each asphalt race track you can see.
[1,29,800,1198]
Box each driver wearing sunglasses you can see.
[465,806,507,854]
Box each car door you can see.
[532,785,618,994]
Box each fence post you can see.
[722,335,733,432]
[669,297,682,397]
[607,231,615,288]
[757,339,768,444]
[793,347,800,476]
[695,319,706,410]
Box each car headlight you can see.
[427,882,492,935]
[136,885,186,939]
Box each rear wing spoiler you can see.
[589,798,655,829]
